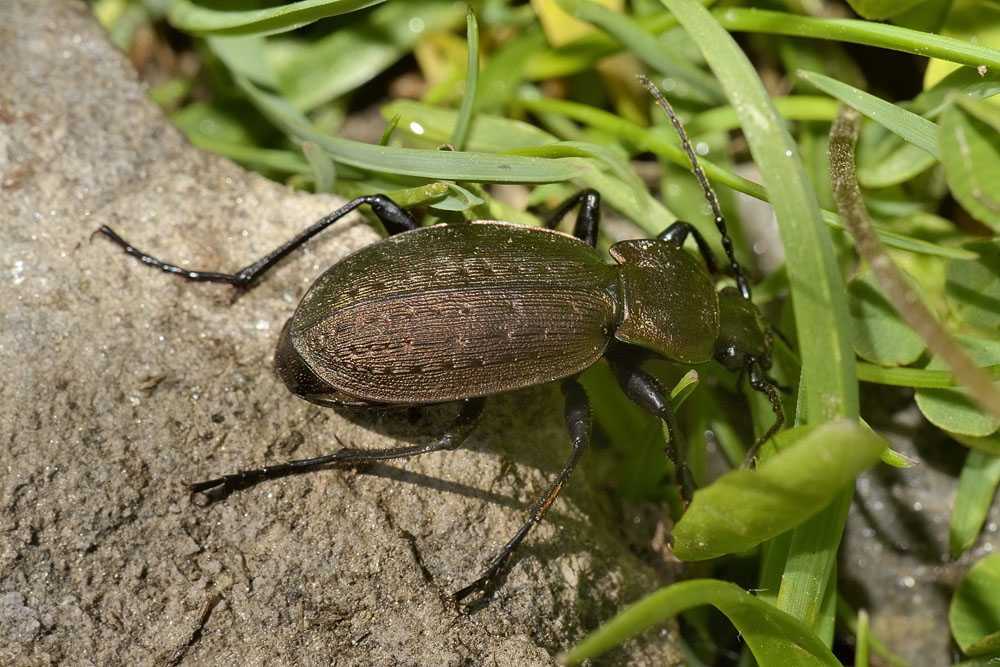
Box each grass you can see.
[94,0,1000,664]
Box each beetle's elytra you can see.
[277,221,721,406]
[99,77,784,605]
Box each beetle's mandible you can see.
[98,77,784,605]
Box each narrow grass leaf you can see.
[836,595,909,667]
[951,450,1000,558]
[379,113,401,146]
[716,8,1000,71]
[689,96,840,134]
[187,136,311,174]
[857,362,1000,388]
[518,96,968,259]
[383,100,558,151]
[561,579,839,666]
[169,0,385,36]
[559,0,725,105]
[661,0,859,633]
[855,608,870,667]
[797,69,939,158]
[236,74,587,183]
[450,7,479,151]
[302,141,336,193]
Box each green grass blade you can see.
[558,0,726,105]
[168,0,385,36]
[384,100,558,151]
[235,74,588,183]
[659,0,858,429]
[302,141,336,193]
[836,596,908,667]
[689,96,840,133]
[716,8,1000,71]
[659,0,859,636]
[184,135,311,174]
[857,362,1000,388]
[517,96,969,259]
[450,7,479,151]
[856,608,870,667]
[672,423,886,561]
[561,579,839,666]
[798,70,940,158]
[951,450,1000,558]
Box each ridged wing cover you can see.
[289,222,619,403]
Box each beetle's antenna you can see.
[637,75,751,301]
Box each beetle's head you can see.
[714,286,772,373]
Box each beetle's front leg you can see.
[98,194,419,288]
[450,377,591,606]
[658,222,721,277]
[609,358,696,503]
[189,397,485,502]
[741,360,784,468]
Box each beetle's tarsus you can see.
[741,359,785,469]
[450,378,591,605]
[95,194,421,290]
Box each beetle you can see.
[98,77,783,605]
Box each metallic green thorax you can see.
[610,239,720,364]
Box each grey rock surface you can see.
[0,2,680,664]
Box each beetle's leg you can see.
[544,189,601,248]
[741,360,784,468]
[189,397,485,499]
[658,221,723,278]
[98,194,419,288]
[609,359,696,503]
[450,377,591,606]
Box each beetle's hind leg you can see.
[98,194,419,288]
[450,377,591,607]
[544,189,601,248]
[189,397,485,501]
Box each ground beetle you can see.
[99,77,783,605]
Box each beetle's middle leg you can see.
[544,189,601,247]
[98,194,419,288]
[609,357,696,503]
[450,376,591,606]
[189,397,485,499]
